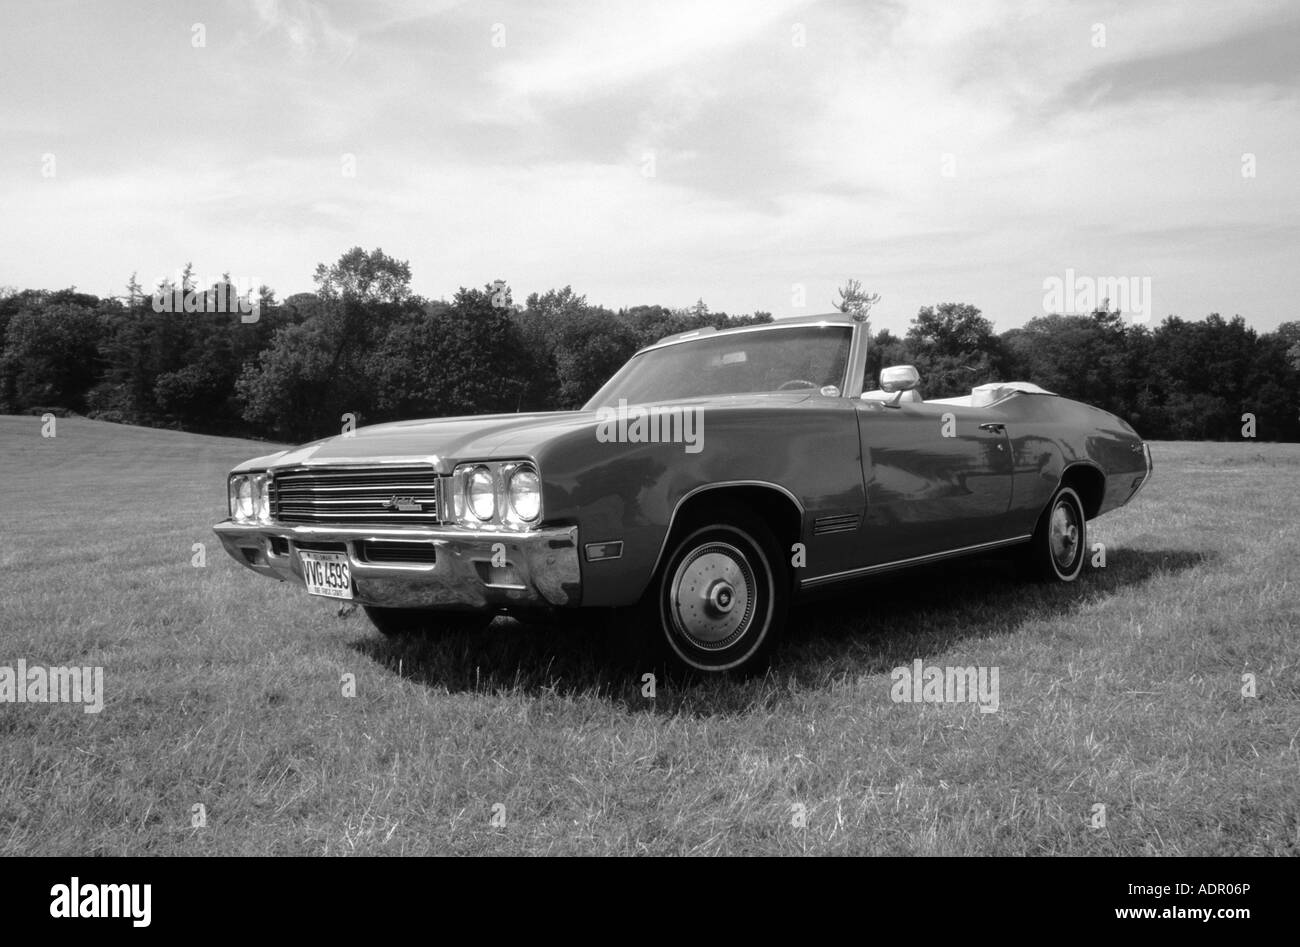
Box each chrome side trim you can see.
[294,454,445,470]
[648,480,806,580]
[799,535,1032,589]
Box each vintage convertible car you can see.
[215,313,1152,675]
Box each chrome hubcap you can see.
[1049,502,1080,570]
[669,543,755,650]
[708,580,736,613]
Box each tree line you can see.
[2,247,1297,442]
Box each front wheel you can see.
[627,504,788,676]
[1024,485,1087,582]
[362,606,490,638]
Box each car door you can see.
[854,399,1014,564]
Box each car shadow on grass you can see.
[779,547,1211,685]
[347,546,1211,715]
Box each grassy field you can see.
[1,415,1296,855]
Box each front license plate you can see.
[299,551,353,600]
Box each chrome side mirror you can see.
[879,365,920,393]
[877,365,920,408]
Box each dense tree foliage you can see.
[1,256,1296,442]
[904,302,1005,399]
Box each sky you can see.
[1,0,1297,336]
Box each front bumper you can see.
[212,521,581,611]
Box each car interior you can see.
[860,370,1054,408]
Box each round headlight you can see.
[508,468,541,522]
[467,466,496,521]
[235,477,254,521]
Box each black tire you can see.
[362,606,490,638]
[624,502,788,677]
[1024,485,1087,582]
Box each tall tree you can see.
[833,279,880,327]
[313,246,413,305]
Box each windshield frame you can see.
[583,320,862,409]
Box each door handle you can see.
[979,423,1005,434]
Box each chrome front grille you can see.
[270,465,441,526]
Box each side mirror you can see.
[879,365,920,393]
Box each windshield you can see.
[585,325,852,408]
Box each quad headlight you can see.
[229,476,253,521]
[467,466,496,521]
[228,472,272,524]
[506,467,541,522]
[452,461,542,529]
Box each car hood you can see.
[232,391,816,473]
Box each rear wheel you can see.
[625,503,788,676]
[1024,485,1087,582]
[362,606,490,638]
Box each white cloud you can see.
[246,0,358,60]
[491,0,810,104]
[0,0,1296,331]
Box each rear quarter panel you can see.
[996,395,1148,533]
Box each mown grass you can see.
[0,415,1296,855]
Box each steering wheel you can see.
[778,379,817,390]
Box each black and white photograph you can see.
[0,0,1295,908]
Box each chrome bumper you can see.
[1129,442,1154,501]
[212,521,581,611]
